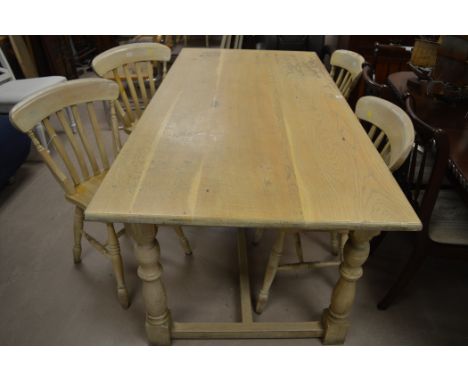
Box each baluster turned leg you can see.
[107,224,130,309]
[322,230,379,345]
[255,230,287,314]
[73,207,84,264]
[126,223,172,345]
[173,226,192,255]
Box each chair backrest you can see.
[92,42,171,130]
[404,95,450,227]
[372,43,412,83]
[0,47,15,84]
[355,96,414,172]
[9,78,122,196]
[362,62,392,100]
[220,36,243,49]
[329,49,365,99]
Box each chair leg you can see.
[377,243,427,310]
[252,228,263,245]
[294,231,304,262]
[73,206,84,264]
[173,226,192,255]
[65,106,77,134]
[106,223,130,309]
[255,230,286,314]
[330,232,340,256]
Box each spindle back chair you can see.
[329,49,365,99]
[92,42,171,134]
[10,78,130,308]
[255,96,415,314]
[9,78,193,310]
[356,96,414,172]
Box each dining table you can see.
[85,48,421,345]
[388,71,468,191]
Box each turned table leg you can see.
[255,230,287,314]
[322,230,379,345]
[125,223,172,345]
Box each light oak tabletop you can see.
[86,48,421,232]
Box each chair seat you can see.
[65,172,107,209]
[429,189,468,245]
[0,76,66,113]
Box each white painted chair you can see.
[329,49,365,99]
[92,42,171,135]
[255,95,415,314]
[0,47,76,150]
[220,36,244,49]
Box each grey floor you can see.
[1,80,468,346]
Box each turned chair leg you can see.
[106,223,130,309]
[73,207,84,264]
[253,228,263,245]
[378,243,427,310]
[173,226,192,255]
[294,231,304,262]
[255,230,286,314]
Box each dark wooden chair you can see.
[378,94,468,309]
[362,62,392,100]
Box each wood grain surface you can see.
[86,48,421,231]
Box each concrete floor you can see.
[1,82,468,346]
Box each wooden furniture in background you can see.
[361,62,393,100]
[0,47,76,150]
[378,95,468,309]
[92,42,171,134]
[86,49,421,345]
[388,72,468,192]
[329,49,365,99]
[255,95,415,313]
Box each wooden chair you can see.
[220,36,244,49]
[255,96,415,314]
[92,42,171,134]
[362,62,393,100]
[329,49,365,99]
[377,95,468,310]
[9,79,192,310]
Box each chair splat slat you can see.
[86,102,110,170]
[71,105,101,176]
[135,62,149,107]
[56,110,90,180]
[147,62,156,97]
[110,102,123,155]
[27,130,76,195]
[373,130,386,149]
[42,117,81,185]
[112,68,137,123]
[123,64,142,117]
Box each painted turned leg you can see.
[173,226,192,255]
[322,230,379,345]
[252,228,263,245]
[126,223,172,345]
[255,230,287,314]
[106,224,130,309]
[73,206,84,264]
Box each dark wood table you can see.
[388,71,468,190]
